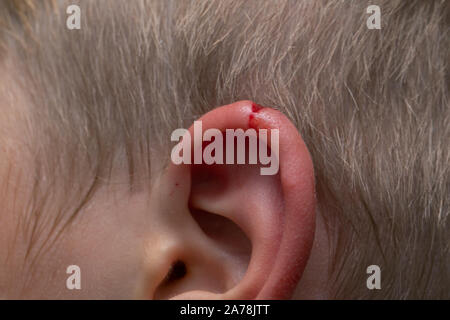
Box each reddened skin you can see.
[143,101,316,300]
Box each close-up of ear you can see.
[143,101,316,300]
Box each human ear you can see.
[141,100,316,299]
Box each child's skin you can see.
[2,0,446,300]
[0,101,330,299]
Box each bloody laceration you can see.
[248,113,257,129]
[249,103,264,128]
[251,103,264,113]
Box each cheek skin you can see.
[55,187,151,299]
[0,202,21,298]
[0,159,36,297]
[4,182,154,299]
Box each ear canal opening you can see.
[190,207,252,276]
[153,209,252,299]
[154,260,188,299]
[162,260,187,284]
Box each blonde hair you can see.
[0,0,448,298]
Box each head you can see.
[0,0,448,299]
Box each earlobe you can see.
[147,100,316,300]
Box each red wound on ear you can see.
[251,103,264,113]
[249,103,264,128]
[248,113,259,129]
